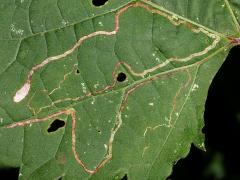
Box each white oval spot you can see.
[13,83,30,103]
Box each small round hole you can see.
[117,72,127,82]
[76,69,80,74]
[92,0,108,7]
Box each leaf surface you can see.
[0,0,239,179]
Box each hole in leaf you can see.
[0,167,19,180]
[97,129,101,134]
[76,69,80,74]
[121,174,128,180]
[47,119,65,133]
[117,72,127,82]
[92,0,108,7]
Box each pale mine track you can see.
[6,1,220,174]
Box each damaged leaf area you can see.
[0,0,240,179]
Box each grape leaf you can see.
[0,0,239,179]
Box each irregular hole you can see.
[0,167,19,180]
[76,69,80,74]
[121,174,128,180]
[47,119,65,133]
[92,0,108,7]
[117,72,127,82]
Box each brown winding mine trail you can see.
[6,1,222,174]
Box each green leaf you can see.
[0,0,239,179]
